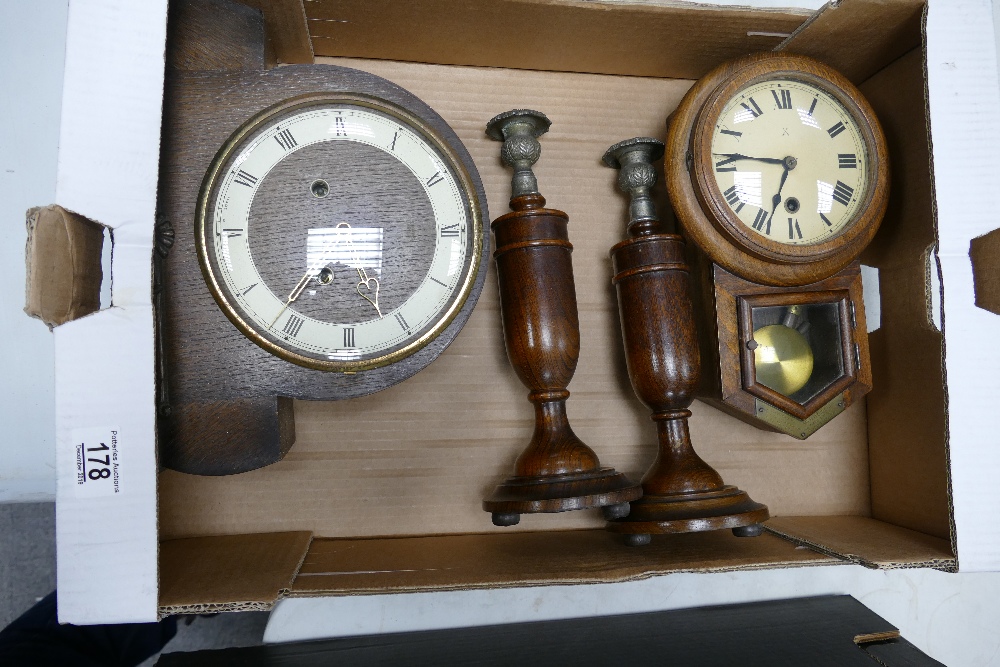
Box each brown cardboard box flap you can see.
[766,516,955,570]
[304,0,810,80]
[289,529,836,596]
[778,0,924,83]
[970,227,1000,316]
[159,531,312,614]
[24,205,104,328]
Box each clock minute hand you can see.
[336,222,383,318]
[766,162,791,228]
[712,152,787,166]
[269,267,315,327]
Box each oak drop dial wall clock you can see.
[156,1,489,475]
[198,94,482,374]
[666,52,887,439]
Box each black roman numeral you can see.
[394,312,410,332]
[234,170,258,187]
[440,224,460,237]
[827,121,846,138]
[832,180,854,206]
[771,89,792,110]
[820,212,833,227]
[343,327,355,348]
[752,209,770,234]
[838,153,858,169]
[240,282,258,296]
[426,171,444,187]
[274,128,297,151]
[723,185,744,213]
[741,97,763,118]
[334,117,347,136]
[720,128,742,138]
[282,314,304,338]
[429,276,447,287]
[788,218,802,240]
[390,131,399,151]
[808,98,818,115]
[715,156,738,172]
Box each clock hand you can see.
[712,153,787,166]
[269,267,317,327]
[766,161,792,228]
[336,222,383,318]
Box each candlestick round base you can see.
[484,468,641,521]
[606,485,768,543]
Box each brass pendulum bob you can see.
[602,137,769,545]
[482,110,642,527]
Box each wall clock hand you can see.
[765,159,792,229]
[712,152,787,165]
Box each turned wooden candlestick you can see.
[602,137,769,545]
[482,110,642,526]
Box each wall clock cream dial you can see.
[670,52,889,287]
[197,94,484,372]
[709,78,869,246]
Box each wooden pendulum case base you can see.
[601,138,768,546]
[481,110,642,527]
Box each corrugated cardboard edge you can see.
[766,516,956,571]
[918,3,959,569]
[286,529,839,598]
[158,531,313,616]
[24,204,105,328]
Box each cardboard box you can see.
[40,0,1000,624]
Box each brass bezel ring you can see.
[195,92,484,373]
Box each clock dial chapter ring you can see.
[669,53,889,287]
[195,92,484,373]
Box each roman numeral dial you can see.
[199,98,483,373]
[709,77,869,246]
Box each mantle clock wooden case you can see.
[155,0,489,474]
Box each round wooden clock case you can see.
[666,52,889,287]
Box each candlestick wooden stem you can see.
[482,110,641,527]
[602,138,768,545]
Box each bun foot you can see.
[492,513,521,527]
[732,523,765,537]
[624,533,652,547]
[602,502,631,521]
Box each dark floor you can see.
[0,502,268,665]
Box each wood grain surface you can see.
[693,261,872,431]
[607,230,768,537]
[482,195,640,519]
